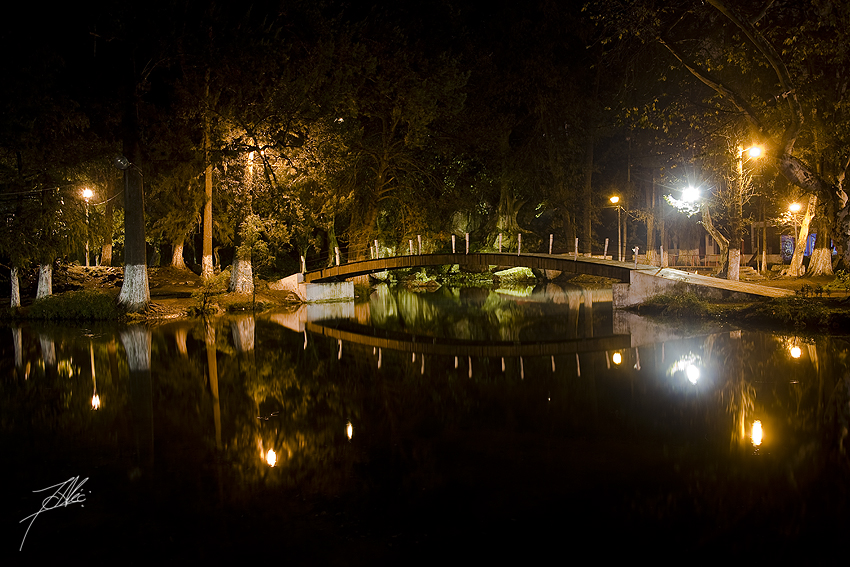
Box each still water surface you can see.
[2,283,849,560]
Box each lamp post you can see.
[610,195,622,261]
[82,188,93,267]
[789,201,802,237]
[727,144,763,281]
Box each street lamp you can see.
[82,188,93,267]
[610,195,622,261]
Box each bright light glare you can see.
[686,364,700,384]
[790,345,802,359]
[265,449,277,467]
[91,394,100,410]
[668,353,704,385]
[751,420,763,447]
[747,146,763,158]
[346,420,353,440]
[789,202,802,213]
[82,188,93,200]
[612,352,622,365]
[609,196,620,204]
[682,186,699,202]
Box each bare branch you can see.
[657,37,765,132]
[706,0,803,154]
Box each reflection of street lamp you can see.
[82,188,93,267]
[610,196,622,261]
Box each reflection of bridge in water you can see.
[305,322,631,358]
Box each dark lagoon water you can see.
[2,282,849,561]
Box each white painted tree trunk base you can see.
[808,247,834,276]
[229,256,253,294]
[727,249,741,281]
[202,254,214,280]
[118,264,150,313]
[10,267,20,307]
[36,264,52,299]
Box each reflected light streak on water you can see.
[752,421,763,447]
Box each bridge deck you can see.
[634,267,794,299]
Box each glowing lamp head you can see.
[346,421,353,440]
[265,449,277,467]
[682,186,699,203]
[790,345,802,359]
[747,146,763,159]
[612,352,622,365]
[609,196,620,204]
[91,394,100,410]
[789,203,802,213]
[82,188,93,200]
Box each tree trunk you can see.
[10,267,20,308]
[700,205,729,277]
[202,69,214,280]
[496,179,524,251]
[36,264,52,299]
[808,215,834,276]
[783,194,817,277]
[581,129,594,254]
[171,240,187,269]
[101,176,115,267]
[118,165,150,312]
[229,247,253,294]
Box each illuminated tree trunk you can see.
[101,177,116,267]
[699,205,729,277]
[809,216,834,276]
[229,246,253,294]
[171,240,187,270]
[10,267,20,308]
[202,69,214,280]
[36,264,52,299]
[784,194,817,277]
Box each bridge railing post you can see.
[465,233,469,254]
[451,234,456,253]
[604,238,609,259]
[335,247,340,266]
[517,233,522,256]
[549,234,553,254]
[574,238,578,261]
[498,233,502,253]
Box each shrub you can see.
[29,290,120,320]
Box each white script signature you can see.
[19,476,89,551]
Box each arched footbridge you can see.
[302,252,793,307]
